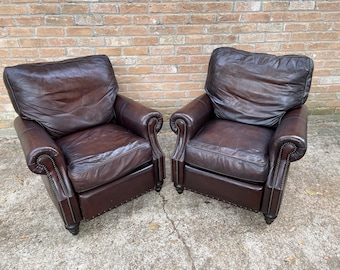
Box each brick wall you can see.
[1,1,339,128]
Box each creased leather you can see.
[56,124,152,193]
[4,55,118,138]
[186,119,274,183]
[205,47,314,127]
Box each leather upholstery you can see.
[56,124,152,193]
[4,55,165,234]
[170,47,313,224]
[205,47,314,127]
[186,119,274,183]
[4,55,118,138]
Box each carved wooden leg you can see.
[66,223,80,235]
[155,180,163,192]
[264,214,277,225]
[174,183,184,194]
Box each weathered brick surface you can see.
[0,1,339,127]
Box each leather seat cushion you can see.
[205,47,313,127]
[185,119,274,184]
[56,124,152,193]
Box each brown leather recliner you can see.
[4,55,165,235]
[170,47,314,224]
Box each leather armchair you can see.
[170,47,314,224]
[4,55,165,234]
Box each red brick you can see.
[177,25,203,35]
[284,23,309,32]
[149,46,174,55]
[289,2,315,10]
[317,2,340,11]
[243,13,271,22]
[120,4,148,14]
[37,27,64,37]
[39,48,66,58]
[137,56,162,65]
[178,3,204,13]
[122,26,148,36]
[16,16,44,26]
[104,15,131,25]
[266,33,290,42]
[66,27,93,37]
[291,32,316,41]
[61,4,89,14]
[77,37,104,47]
[133,37,159,45]
[91,3,118,13]
[178,65,205,73]
[133,15,159,25]
[19,38,48,47]
[186,35,212,44]
[308,22,333,31]
[49,37,77,47]
[235,2,261,12]
[150,26,176,35]
[96,48,121,56]
[124,47,148,56]
[67,48,94,57]
[0,5,27,15]
[11,48,39,58]
[128,66,153,74]
[271,12,297,21]
[230,24,256,33]
[162,56,187,65]
[206,3,232,12]
[29,4,58,14]
[263,2,289,11]
[45,15,74,26]
[176,46,202,55]
[162,15,188,24]
[7,27,35,37]
[149,4,176,13]
[190,14,216,24]
[239,33,265,43]
[153,65,177,74]
[95,26,120,36]
[218,14,241,23]
[281,43,305,51]
[297,12,322,21]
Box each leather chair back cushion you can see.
[205,47,314,127]
[4,55,118,138]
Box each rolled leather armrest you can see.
[170,93,213,140]
[14,117,63,174]
[269,105,308,162]
[114,94,163,139]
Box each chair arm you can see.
[14,117,64,174]
[262,105,308,219]
[269,105,308,163]
[114,94,165,181]
[169,94,213,186]
[14,117,82,227]
[114,94,163,139]
[169,93,213,140]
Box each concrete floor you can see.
[0,115,339,270]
